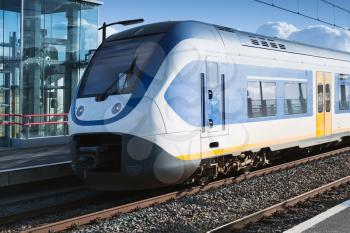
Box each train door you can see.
[200,58,227,157]
[316,71,332,137]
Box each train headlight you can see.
[76,106,84,117]
[112,103,122,115]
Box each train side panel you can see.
[157,27,350,162]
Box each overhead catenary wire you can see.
[321,0,350,14]
[254,0,350,31]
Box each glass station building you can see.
[0,0,102,146]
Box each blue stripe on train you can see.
[164,62,313,127]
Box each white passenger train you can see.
[69,21,350,190]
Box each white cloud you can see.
[256,21,298,39]
[288,25,350,52]
[256,22,350,52]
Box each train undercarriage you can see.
[189,136,350,185]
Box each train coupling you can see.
[77,147,99,170]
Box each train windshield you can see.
[78,34,164,98]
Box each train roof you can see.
[106,20,350,62]
[217,24,350,62]
[105,21,179,42]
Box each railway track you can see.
[21,146,350,233]
[0,177,88,225]
[0,188,100,226]
[208,176,350,233]
[0,177,84,207]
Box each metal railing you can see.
[0,113,68,139]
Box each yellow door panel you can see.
[316,72,325,137]
[316,72,333,137]
[316,113,325,137]
[324,73,332,135]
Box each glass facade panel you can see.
[0,0,21,144]
[0,0,4,140]
[80,3,98,67]
[0,0,99,143]
[21,0,98,139]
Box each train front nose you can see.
[70,132,200,191]
[70,133,168,191]
[72,143,122,172]
[70,134,122,177]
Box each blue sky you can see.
[99,0,350,52]
[99,0,350,33]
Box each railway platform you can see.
[0,145,73,188]
[285,200,350,233]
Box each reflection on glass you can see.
[19,0,98,138]
[0,0,21,143]
[0,0,3,139]
[339,84,350,110]
[80,3,98,65]
[318,84,324,113]
[79,35,164,98]
[325,84,331,112]
[247,81,277,118]
[0,0,99,141]
[284,82,307,115]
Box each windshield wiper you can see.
[95,56,137,102]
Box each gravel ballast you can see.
[239,184,350,233]
[69,152,350,233]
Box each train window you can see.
[317,84,324,113]
[247,81,277,118]
[325,84,331,112]
[78,34,164,98]
[207,62,219,89]
[339,84,350,110]
[284,82,307,115]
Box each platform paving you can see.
[0,145,74,187]
[285,200,350,233]
[0,145,70,171]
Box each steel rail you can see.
[23,147,350,233]
[208,175,350,232]
[0,176,86,225]
[0,186,88,225]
